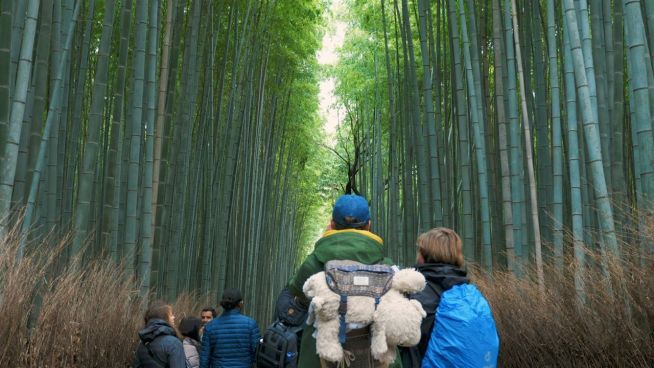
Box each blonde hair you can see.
[416,227,465,268]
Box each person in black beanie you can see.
[199,288,261,368]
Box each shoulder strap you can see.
[144,340,168,368]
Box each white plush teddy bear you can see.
[371,268,427,363]
[303,268,426,365]
[303,272,376,362]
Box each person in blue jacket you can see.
[400,228,469,367]
[200,288,261,368]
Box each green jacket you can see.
[287,229,402,368]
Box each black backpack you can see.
[256,320,302,368]
[256,288,308,368]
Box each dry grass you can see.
[0,227,207,367]
[473,236,654,367]
[1,224,652,367]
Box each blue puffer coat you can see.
[133,319,187,368]
[199,308,261,368]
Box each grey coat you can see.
[133,319,187,368]
[183,338,200,368]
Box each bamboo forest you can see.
[0,0,653,366]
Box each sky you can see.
[317,0,347,144]
[302,0,348,251]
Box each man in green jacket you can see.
[287,194,402,368]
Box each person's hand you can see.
[325,221,333,231]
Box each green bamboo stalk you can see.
[563,0,619,256]
[58,0,74,228]
[155,0,185,288]
[591,0,612,196]
[139,0,159,298]
[603,0,614,127]
[511,0,544,291]
[73,0,115,254]
[214,2,253,296]
[623,0,654,204]
[610,1,627,220]
[0,2,10,158]
[0,0,40,238]
[430,1,449,227]
[459,0,492,270]
[548,0,564,268]
[151,0,174,245]
[418,0,443,226]
[503,0,524,272]
[401,0,431,232]
[18,0,81,259]
[124,0,149,277]
[13,2,53,208]
[448,0,475,261]
[9,1,25,97]
[492,0,515,271]
[643,0,654,66]
[466,0,487,140]
[623,0,654,264]
[102,0,132,262]
[380,0,400,254]
[563,9,586,302]
[629,84,646,266]
[66,0,96,235]
[531,0,551,241]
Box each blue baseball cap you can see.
[332,194,370,228]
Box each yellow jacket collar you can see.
[321,229,384,245]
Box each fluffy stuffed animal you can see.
[303,268,426,365]
[303,272,376,362]
[370,269,427,363]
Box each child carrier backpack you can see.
[421,284,499,368]
[321,260,395,368]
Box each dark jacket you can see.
[288,229,390,301]
[289,229,401,368]
[133,319,187,368]
[199,308,260,368]
[401,263,468,367]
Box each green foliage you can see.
[329,0,654,278]
[0,0,331,324]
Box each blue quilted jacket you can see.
[199,308,260,368]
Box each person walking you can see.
[402,227,498,367]
[285,194,400,368]
[200,288,260,368]
[133,301,187,368]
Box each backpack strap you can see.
[338,294,347,344]
[335,292,382,344]
[144,340,168,368]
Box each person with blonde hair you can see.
[133,301,187,368]
[402,228,468,364]
[402,227,498,368]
